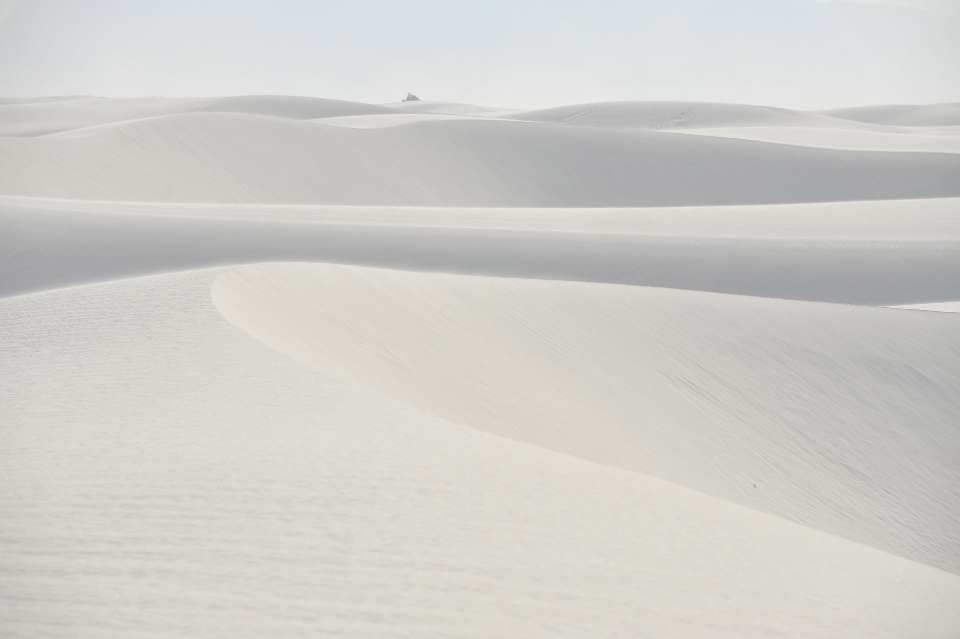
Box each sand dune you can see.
[509,101,960,151]
[3,111,960,205]
[819,104,960,127]
[0,95,396,137]
[676,126,960,152]
[386,99,515,116]
[510,100,880,130]
[314,112,474,128]
[213,262,960,574]
[4,195,960,304]
[3,269,959,638]
[4,95,960,637]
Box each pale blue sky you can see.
[0,0,957,108]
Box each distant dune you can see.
[817,103,960,127]
[512,101,853,129]
[0,95,396,137]
[4,196,960,304]
[3,109,960,205]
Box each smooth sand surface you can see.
[4,110,960,205]
[4,195,960,304]
[3,269,960,638]
[3,95,960,637]
[675,126,960,152]
[385,99,516,115]
[312,112,476,128]
[509,101,960,151]
[511,101,865,129]
[213,262,960,574]
[0,95,397,136]
[818,104,960,127]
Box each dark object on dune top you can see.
[403,93,420,101]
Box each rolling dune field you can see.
[3,96,960,637]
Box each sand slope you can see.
[386,99,513,115]
[511,100,960,133]
[2,269,959,638]
[819,104,960,127]
[508,101,960,151]
[3,111,960,205]
[511,101,866,130]
[213,262,960,575]
[5,96,960,205]
[675,126,960,152]
[0,95,397,137]
[5,196,960,304]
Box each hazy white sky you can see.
[822,0,960,16]
[0,0,957,108]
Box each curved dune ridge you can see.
[3,95,960,637]
[212,262,960,575]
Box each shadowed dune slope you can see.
[4,196,960,304]
[3,112,960,205]
[510,101,879,130]
[214,262,960,575]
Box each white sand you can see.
[385,99,516,116]
[312,112,476,128]
[4,195,959,304]
[675,126,960,152]
[3,106,960,205]
[0,95,396,137]
[895,301,960,313]
[509,101,960,151]
[511,100,960,131]
[3,269,959,638]
[3,95,960,636]
[213,262,960,574]
[818,104,960,127]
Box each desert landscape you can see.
[1,94,959,636]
